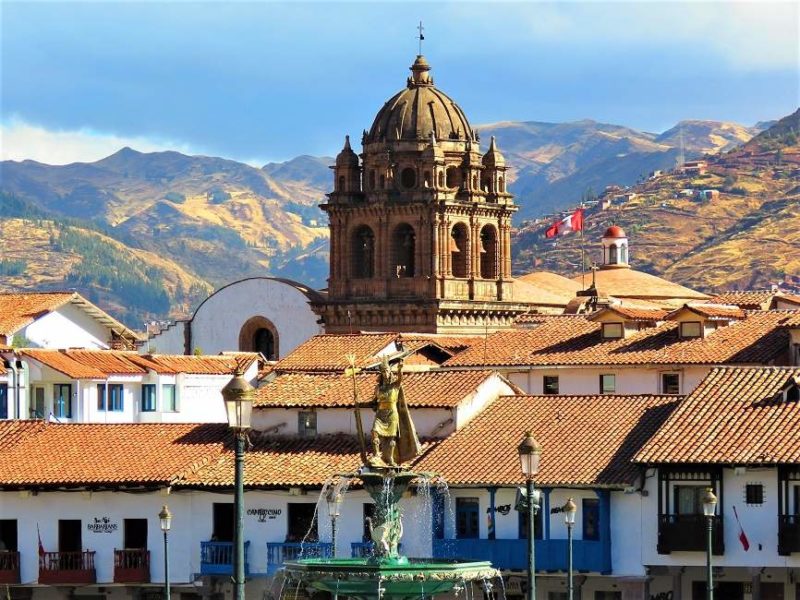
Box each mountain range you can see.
[0,113,794,323]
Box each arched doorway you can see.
[392,223,415,278]
[351,225,375,278]
[450,223,468,278]
[479,225,498,279]
[239,316,279,360]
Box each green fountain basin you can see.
[283,557,500,600]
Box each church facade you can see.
[313,55,529,334]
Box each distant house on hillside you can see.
[678,160,708,175]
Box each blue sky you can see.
[2,1,798,165]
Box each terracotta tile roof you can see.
[416,394,679,487]
[635,367,800,465]
[180,434,366,488]
[254,370,499,408]
[447,310,794,367]
[708,291,776,310]
[784,314,800,327]
[0,292,76,336]
[274,333,400,372]
[779,294,800,307]
[20,349,248,379]
[396,334,480,354]
[570,268,709,303]
[0,421,228,487]
[588,307,669,322]
[667,303,746,320]
[515,271,582,304]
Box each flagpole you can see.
[580,204,586,290]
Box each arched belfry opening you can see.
[239,316,279,360]
[352,225,376,278]
[392,224,416,278]
[479,225,498,279]
[451,223,468,278]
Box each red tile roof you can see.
[446,310,794,367]
[708,291,776,310]
[274,334,400,372]
[416,394,679,487]
[254,370,500,408]
[635,367,800,465]
[0,292,76,336]
[667,303,746,320]
[588,307,669,322]
[0,421,228,487]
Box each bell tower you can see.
[313,55,528,333]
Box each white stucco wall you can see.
[23,304,114,350]
[150,278,323,357]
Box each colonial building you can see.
[314,55,529,334]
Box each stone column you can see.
[444,218,452,276]
[432,214,440,279]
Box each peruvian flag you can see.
[38,524,45,557]
[733,506,750,551]
[545,208,584,238]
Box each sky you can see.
[1,1,798,165]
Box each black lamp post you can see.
[326,487,344,557]
[222,367,254,600]
[703,487,718,600]
[159,504,172,600]
[518,432,542,600]
[562,498,577,600]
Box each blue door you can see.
[456,498,480,539]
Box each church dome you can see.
[603,225,627,239]
[366,55,474,144]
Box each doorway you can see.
[0,520,17,551]
[58,520,82,552]
[287,503,317,542]
[212,503,234,542]
[123,519,147,549]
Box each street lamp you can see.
[518,432,542,600]
[222,367,254,600]
[159,505,172,600]
[703,487,718,600]
[326,487,344,557]
[562,498,577,600]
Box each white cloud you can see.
[0,117,200,165]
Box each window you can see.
[674,485,705,515]
[661,373,681,395]
[479,225,498,279]
[446,166,461,189]
[141,384,156,412]
[745,483,764,505]
[299,411,317,437]
[162,384,177,412]
[32,387,45,418]
[288,503,318,542]
[602,322,624,339]
[0,519,18,552]
[97,384,107,411]
[450,224,468,278]
[609,245,618,264]
[352,225,376,279]
[583,498,600,540]
[400,167,416,189]
[543,375,559,395]
[53,384,72,418]
[680,321,702,338]
[392,223,415,278]
[108,384,124,412]
[253,328,276,359]
[599,374,616,394]
[0,384,7,419]
[338,175,345,191]
[456,498,480,539]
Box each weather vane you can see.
[417,21,425,55]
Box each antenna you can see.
[417,21,425,55]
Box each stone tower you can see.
[314,55,528,334]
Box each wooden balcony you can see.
[779,515,800,555]
[657,514,723,554]
[0,551,20,584]
[199,541,250,577]
[267,542,332,575]
[39,551,96,584]
[114,548,150,583]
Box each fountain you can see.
[281,355,500,600]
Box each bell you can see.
[479,237,488,254]
[448,235,460,253]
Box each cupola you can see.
[601,225,629,269]
[332,135,361,195]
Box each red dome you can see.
[603,225,626,239]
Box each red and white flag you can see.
[37,524,45,557]
[545,208,584,238]
[732,506,750,551]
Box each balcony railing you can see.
[267,542,333,575]
[432,538,610,574]
[0,551,20,584]
[657,514,723,554]
[114,548,150,583]
[39,551,96,584]
[200,541,250,576]
[779,514,800,555]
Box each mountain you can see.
[512,111,800,292]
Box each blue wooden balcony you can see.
[432,538,610,574]
[200,541,250,576]
[267,542,333,575]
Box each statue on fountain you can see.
[368,356,421,468]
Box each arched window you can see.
[451,223,468,278]
[400,167,416,189]
[438,171,444,188]
[352,225,375,278]
[472,174,478,189]
[392,223,416,278]
[338,175,345,191]
[499,176,505,193]
[239,316,279,360]
[620,244,628,264]
[446,166,461,189]
[369,170,376,190]
[479,225,498,279]
[609,245,618,264]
